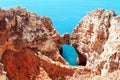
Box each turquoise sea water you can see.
[0,0,120,65]
[62,44,78,66]
[0,0,120,34]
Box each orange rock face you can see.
[0,7,67,64]
[2,46,40,80]
[0,7,69,80]
[0,7,120,80]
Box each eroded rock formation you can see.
[0,7,119,80]
[52,33,70,54]
[0,7,68,64]
[70,9,120,75]
[0,7,69,80]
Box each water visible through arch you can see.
[61,44,78,66]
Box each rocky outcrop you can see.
[52,33,70,54]
[0,7,67,64]
[0,7,119,80]
[39,52,91,80]
[0,7,68,80]
[1,45,41,80]
[95,16,120,75]
[70,9,120,75]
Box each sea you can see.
[0,0,120,66]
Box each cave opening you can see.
[61,44,79,66]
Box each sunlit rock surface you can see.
[0,7,119,80]
[96,16,120,75]
[0,7,68,80]
[70,9,116,66]
[70,9,120,76]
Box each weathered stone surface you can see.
[0,7,68,80]
[95,16,120,75]
[0,63,8,80]
[70,9,120,76]
[1,41,91,80]
[0,7,120,80]
[70,9,116,66]
[52,33,70,54]
[39,52,91,80]
[0,7,67,65]
[66,70,120,80]
[2,45,41,80]
[39,67,52,80]
[41,16,58,37]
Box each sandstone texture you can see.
[0,7,68,64]
[0,7,68,80]
[0,7,120,80]
[70,9,120,75]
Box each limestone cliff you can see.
[70,9,120,76]
[0,7,120,80]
